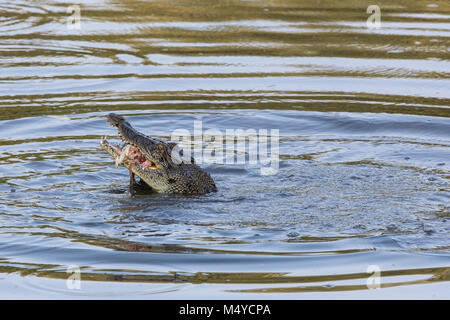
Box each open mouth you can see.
[101,138,158,170]
[100,113,217,195]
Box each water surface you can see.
[0,0,449,298]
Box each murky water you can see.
[0,0,449,298]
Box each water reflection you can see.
[0,0,449,298]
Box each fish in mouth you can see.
[100,113,217,195]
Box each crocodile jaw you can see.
[100,138,166,191]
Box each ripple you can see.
[0,0,449,298]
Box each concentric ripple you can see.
[0,0,449,298]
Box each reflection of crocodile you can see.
[100,113,217,195]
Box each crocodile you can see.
[100,113,217,195]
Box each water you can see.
[0,0,449,299]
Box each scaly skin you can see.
[100,113,217,194]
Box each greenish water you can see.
[0,0,449,298]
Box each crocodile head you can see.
[100,113,217,194]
